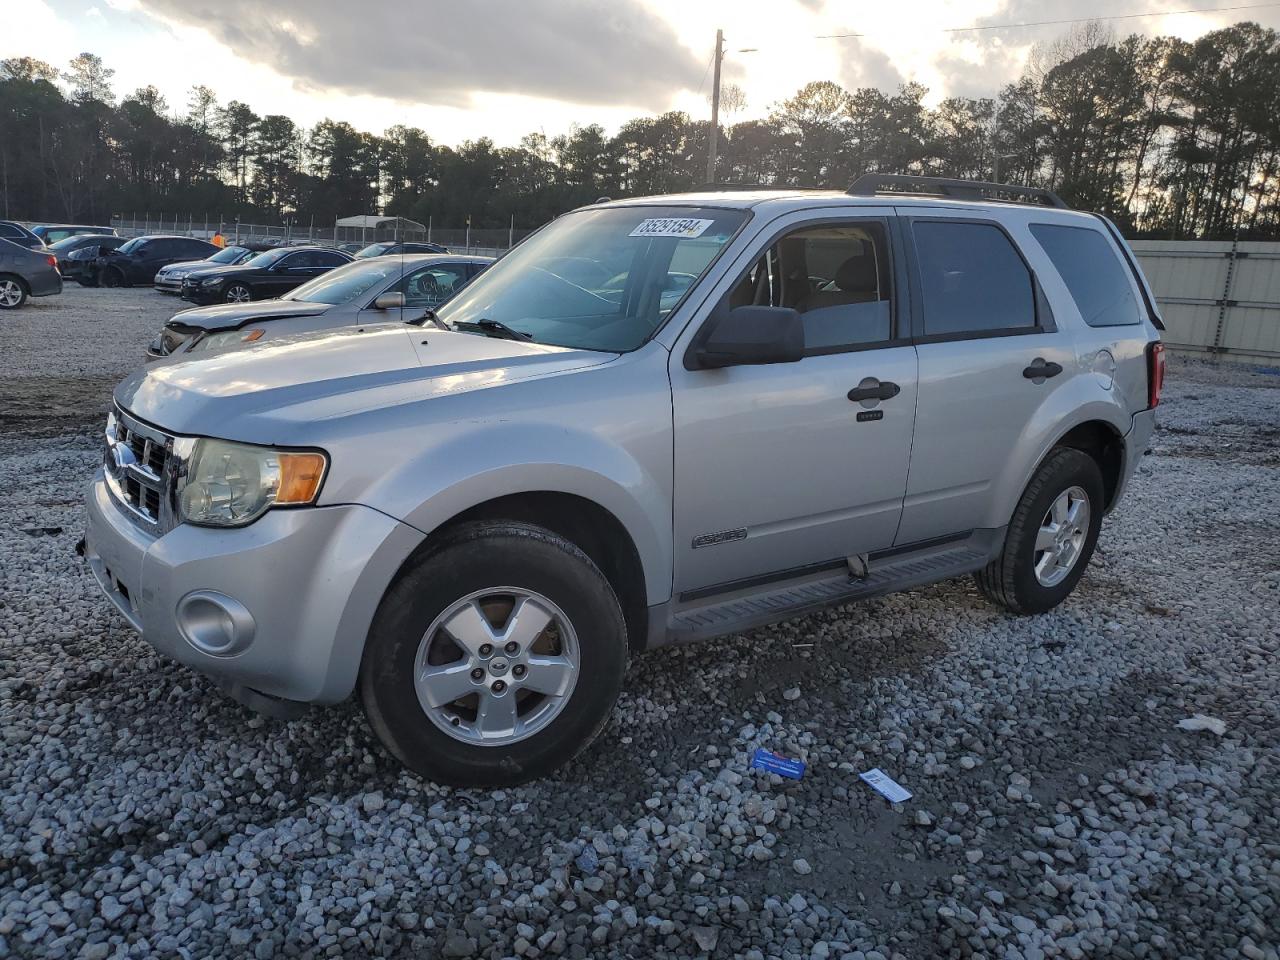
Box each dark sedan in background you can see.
[0,238,62,310]
[90,235,218,287]
[355,240,449,258]
[153,242,273,293]
[48,234,128,282]
[31,224,116,244]
[179,245,352,304]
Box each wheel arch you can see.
[420,492,651,654]
[1051,419,1125,510]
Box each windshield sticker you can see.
[629,217,715,239]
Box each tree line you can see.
[1,21,1278,239]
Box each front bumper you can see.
[180,280,219,304]
[84,469,424,704]
[154,276,184,293]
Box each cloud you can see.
[134,0,704,111]
[836,37,904,93]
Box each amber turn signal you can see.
[276,452,328,504]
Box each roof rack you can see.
[847,173,1068,209]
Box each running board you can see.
[665,529,1001,644]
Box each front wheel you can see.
[100,267,125,288]
[224,283,252,303]
[975,447,1104,615]
[360,521,628,786]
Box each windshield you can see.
[355,242,392,259]
[208,245,249,264]
[242,248,288,268]
[48,236,89,252]
[285,258,404,304]
[435,205,747,352]
[117,237,145,255]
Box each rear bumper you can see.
[28,270,62,298]
[83,469,424,704]
[1112,408,1157,510]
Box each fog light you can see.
[176,590,255,656]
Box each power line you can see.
[813,0,1280,38]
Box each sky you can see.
[6,0,1280,146]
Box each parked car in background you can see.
[148,254,492,357]
[355,240,450,258]
[0,221,47,251]
[31,224,116,244]
[179,245,352,304]
[338,242,368,255]
[0,237,62,310]
[90,235,218,288]
[154,243,273,293]
[85,177,1165,786]
[48,234,127,281]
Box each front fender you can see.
[365,422,673,604]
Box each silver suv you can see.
[83,176,1165,786]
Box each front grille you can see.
[104,408,176,530]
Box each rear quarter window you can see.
[1030,223,1140,327]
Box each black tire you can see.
[100,267,126,288]
[224,283,253,303]
[0,275,28,310]
[975,447,1104,615]
[360,521,628,787]
[76,272,99,287]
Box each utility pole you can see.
[706,29,724,185]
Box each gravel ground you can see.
[1,288,1278,959]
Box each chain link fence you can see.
[105,214,535,258]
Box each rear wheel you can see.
[0,276,28,309]
[975,447,1104,615]
[360,521,628,786]
[224,283,252,303]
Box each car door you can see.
[895,210,1078,544]
[140,239,181,281]
[669,208,918,595]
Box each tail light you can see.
[1146,341,1165,409]
[47,254,59,272]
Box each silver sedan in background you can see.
[147,253,492,358]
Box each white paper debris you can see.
[859,768,912,803]
[628,217,714,239]
[1177,714,1227,736]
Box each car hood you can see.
[157,259,214,275]
[168,298,332,331]
[115,324,615,445]
[183,263,254,279]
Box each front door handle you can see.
[847,379,901,403]
[1022,358,1063,380]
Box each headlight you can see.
[177,439,327,527]
[188,328,265,353]
[200,277,225,287]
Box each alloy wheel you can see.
[225,285,251,303]
[1033,485,1091,587]
[0,279,22,308]
[414,587,580,747]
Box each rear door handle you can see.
[1022,358,1063,380]
[847,379,901,403]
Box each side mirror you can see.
[687,304,805,370]
[374,291,405,310]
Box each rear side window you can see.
[1030,224,1140,327]
[0,224,24,239]
[913,221,1036,337]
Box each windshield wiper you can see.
[413,307,452,331]
[452,318,534,341]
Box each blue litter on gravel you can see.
[751,749,806,779]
